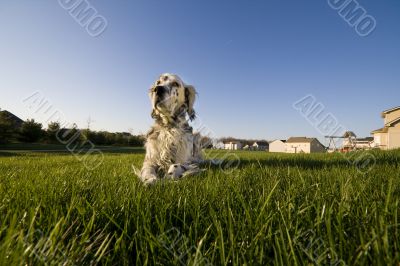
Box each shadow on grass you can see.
[94,147,145,154]
[0,151,21,157]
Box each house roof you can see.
[271,139,286,143]
[371,127,389,134]
[0,110,24,129]
[286,137,316,143]
[381,106,400,118]
[371,117,400,135]
[386,117,400,127]
[382,106,400,114]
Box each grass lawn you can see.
[0,148,399,265]
[0,143,144,154]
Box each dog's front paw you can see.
[167,164,185,179]
[141,174,158,185]
[167,163,204,179]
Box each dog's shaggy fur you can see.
[137,74,203,185]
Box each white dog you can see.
[136,73,203,185]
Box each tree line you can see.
[0,112,144,146]
[218,137,269,146]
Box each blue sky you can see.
[0,0,399,142]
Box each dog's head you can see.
[149,73,196,125]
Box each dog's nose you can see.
[154,86,166,96]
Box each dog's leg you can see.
[132,165,157,184]
[139,163,158,185]
[138,139,159,185]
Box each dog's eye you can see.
[171,82,179,88]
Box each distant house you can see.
[223,141,242,150]
[269,140,286,153]
[252,141,269,151]
[286,137,326,153]
[371,106,400,150]
[0,109,24,129]
[213,141,225,149]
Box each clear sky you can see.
[1,0,399,142]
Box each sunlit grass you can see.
[0,149,399,265]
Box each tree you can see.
[114,133,127,146]
[128,135,145,146]
[0,112,14,144]
[200,136,213,149]
[79,128,91,143]
[19,119,44,143]
[46,122,61,143]
[104,132,116,145]
[91,131,107,145]
[60,123,80,145]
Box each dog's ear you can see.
[185,85,196,121]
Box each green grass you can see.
[0,149,399,265]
